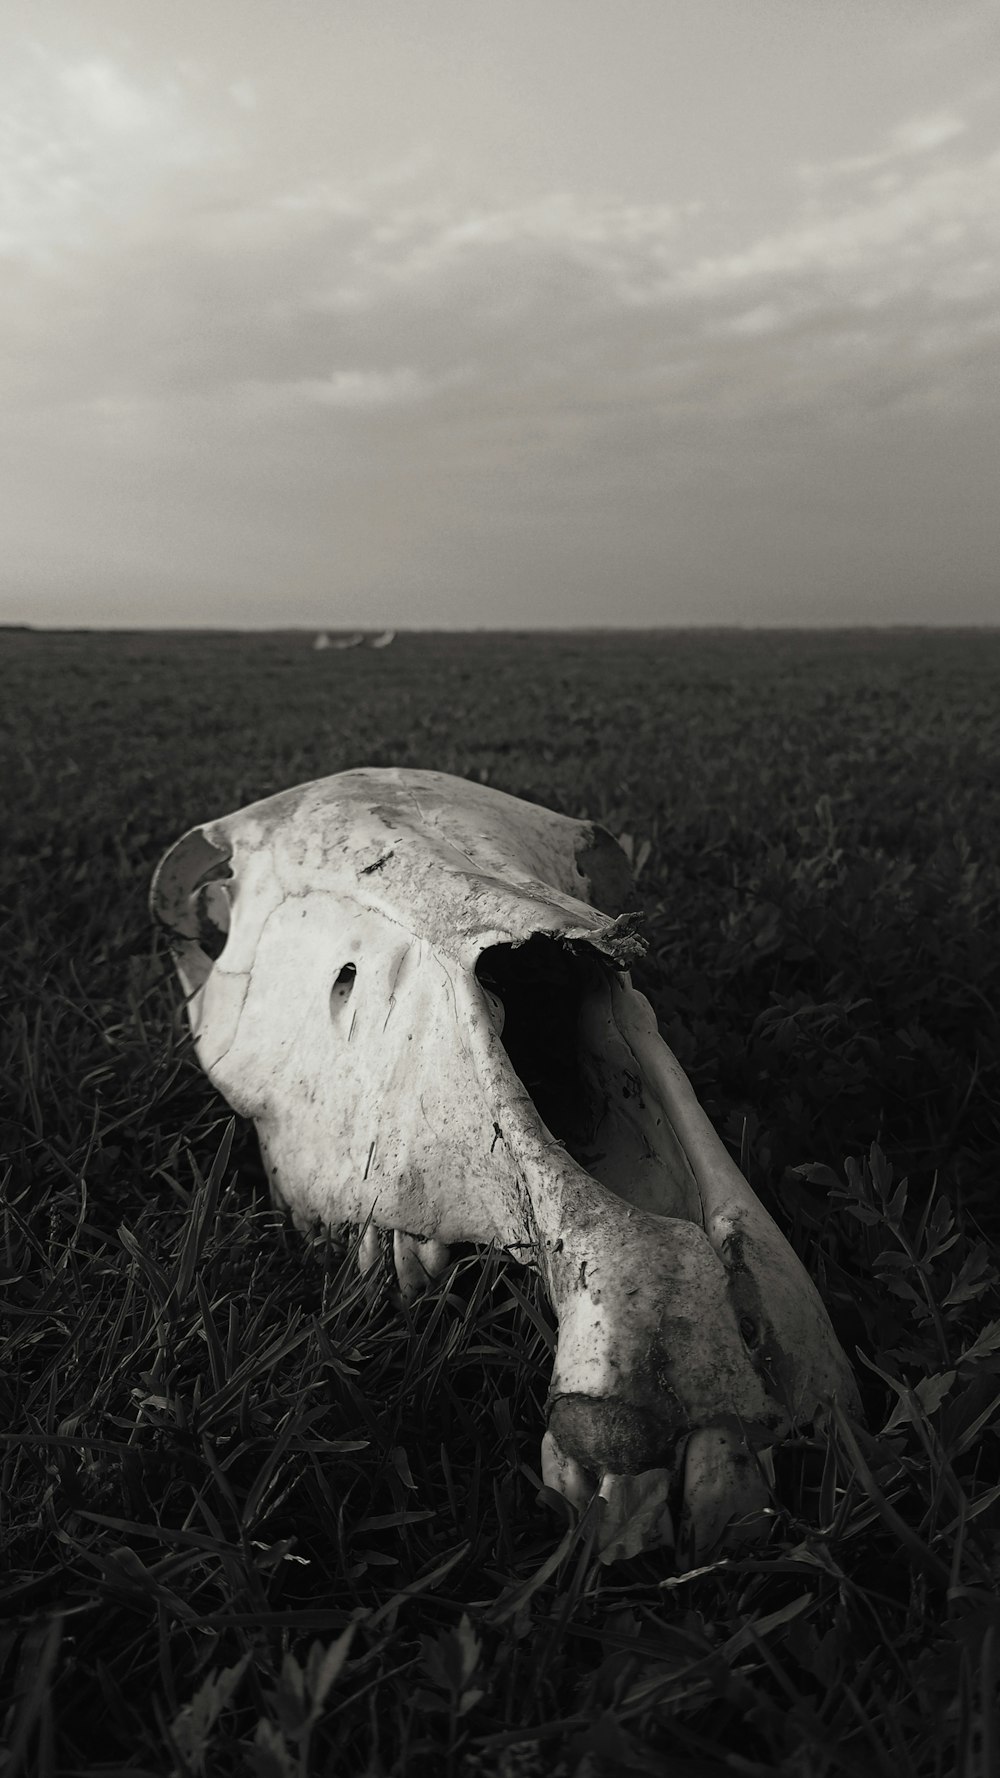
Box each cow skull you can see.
[151,768,860,1562]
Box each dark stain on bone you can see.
[721,1229,751,1276]
[548,1389,688,1473]
[361,850,395,875]
[723,1230,796,1404]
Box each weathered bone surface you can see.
[151,768,860,1562]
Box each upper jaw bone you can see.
[460,936,861,1550]
[150,766,861,1561]
[467,957,858,1397]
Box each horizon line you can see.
[4,620,1000,637]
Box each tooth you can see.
[393,1231,451,1301]
[756,1445,776,1488]
[597,1468,675,1563]
[678,1427,770,1566]
[357,1223,381,1275]
[541,1430,594,1509]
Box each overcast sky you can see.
[3,1,999,629]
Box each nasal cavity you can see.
[330,963,357,1015]
[548,1393,686,1475]
[475,936,605,1148]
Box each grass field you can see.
[3,626,1000,1776]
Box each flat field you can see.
[3,627,1000,1776]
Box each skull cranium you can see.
[151,767,860,1562]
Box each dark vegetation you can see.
[2,626,999,1776]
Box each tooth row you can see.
[540,1427,775,1567]
[355,1229,775,1566]
[355,1224,452,1302]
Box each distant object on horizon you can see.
[312,629,395,651]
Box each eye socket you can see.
[195,880,231,961]
[739,1315,760,1350]
[331,963,357,1012]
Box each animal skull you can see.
[151,768,860,1562]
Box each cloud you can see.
[60,58,165,133]
[0,45,211,259]
[2,39,999,628]
[240,366,441,412]
[797,108,968,186]
[7,103,998,456]
[890,111,967,155]
[302,367,434,407]
[684,126,997,300]
[670,126,1000,417]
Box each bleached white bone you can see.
[151,767,860,1562]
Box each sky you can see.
[2,1,999,630]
